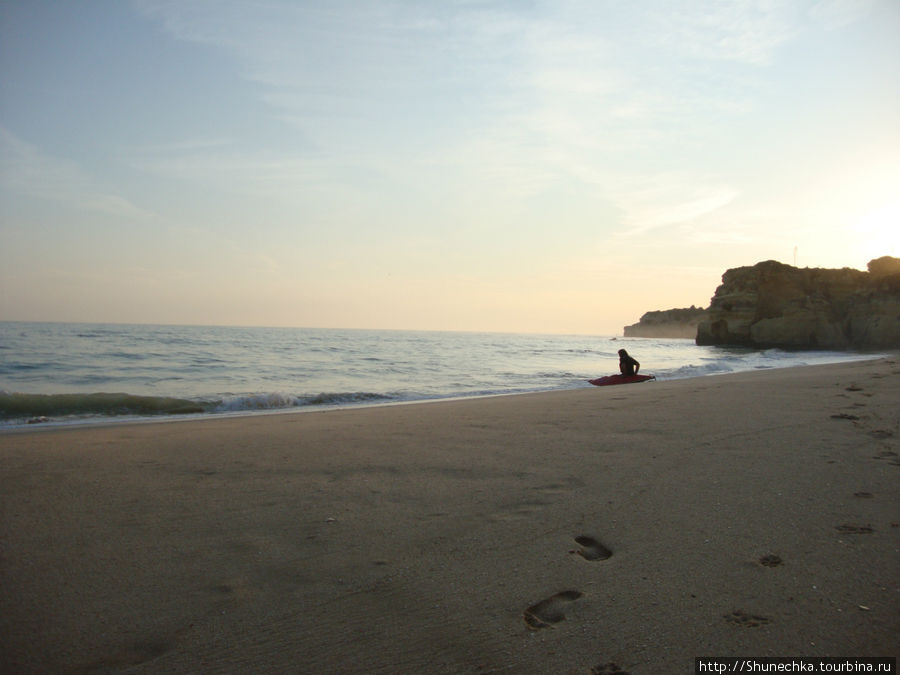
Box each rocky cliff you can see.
[624,306,709,338]
[695,256,900,349]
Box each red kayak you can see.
[588,374,655,386]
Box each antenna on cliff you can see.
[793,246,798,267]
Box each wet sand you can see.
[1,358,897,673]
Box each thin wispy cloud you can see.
[808,0,878,30]
[127,1,798,207]
[645,0,800,66]
[0,127,155,221]
[610,174,740,237]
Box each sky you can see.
[1,0,898,335]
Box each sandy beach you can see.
[1,358,897,673]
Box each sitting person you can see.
[618,349,640,376]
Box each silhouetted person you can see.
[618,349,640,376]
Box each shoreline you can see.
[1,352,889,433]
[1,358,898,672]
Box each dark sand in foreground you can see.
[1,359,898,673]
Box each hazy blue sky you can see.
[1,0,898,334]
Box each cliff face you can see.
[624,306,708,338]
[695,257,900,349]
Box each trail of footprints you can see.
[521,538,785,632]
[521,534,783,641]
[522,536,631,674]
[829,370,898,534]
[521,530,874,670]
[829,375,898,452]
[521,371,895,670]
[523,536,609,630]
[722,373,891,632]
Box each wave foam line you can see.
[213,391,394,411]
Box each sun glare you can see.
[853,201,900,266]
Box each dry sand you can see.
[1,358,897,673]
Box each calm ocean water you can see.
[0,321,879,428]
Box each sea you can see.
[0,321,881,429]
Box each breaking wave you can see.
[0,392,208,421]
[0,390,398,425]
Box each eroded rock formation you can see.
[695,257,900,349]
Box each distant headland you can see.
[623,306,708,339]
[624,256,900,350]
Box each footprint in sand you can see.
[85,638,174,671]
[724,609,771,627]
[871,451,899,466]
[573,535,613,561]
[523,590,582,629]
[592,663,631,674]
[836,524,874,534]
